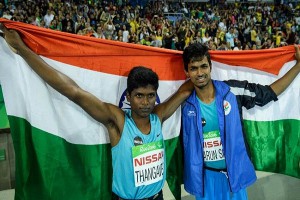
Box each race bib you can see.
[132,140,164,187]
[203,130,225,162]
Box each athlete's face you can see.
[185,56,212,89]
[126,85,156,119]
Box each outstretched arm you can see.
[154,80,193,123]
[270,45,300,96]
[0,25,124,133]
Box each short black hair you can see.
[182,43,212,71]
[127,66,159,94]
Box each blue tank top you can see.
[112,110,166,199]
[198,97,226,169]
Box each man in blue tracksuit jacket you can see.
[181,43,300,200]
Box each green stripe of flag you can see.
[0,85,9,129]
[165,136,183,200]
[9,115,112,200]
[244,119,300,178]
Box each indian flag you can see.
[0,19,299,200]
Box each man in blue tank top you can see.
[181,43,300,200]
[1,25,193,200]
[109,67,192,199]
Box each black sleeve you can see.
[224,80,278,110]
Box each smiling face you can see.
[126,85,156,119]
[185,56,212,89]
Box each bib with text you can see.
[203,130,225,162]
[132,140,164,187]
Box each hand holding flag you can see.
[0,23,21,54]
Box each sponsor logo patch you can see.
[223,100,231,115]
[187,110,196,116]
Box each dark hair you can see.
[127,66,159,94]
[182,43,212,71]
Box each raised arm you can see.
[270,45,300,96]
[1,25,124,144]
[154,80,193,123]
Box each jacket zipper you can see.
[222,89,233,191]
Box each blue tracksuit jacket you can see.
[182,80,278,196]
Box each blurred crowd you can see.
[0,0,300,50]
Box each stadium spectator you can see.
[44,9,54,28]
[1,0,299,51]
